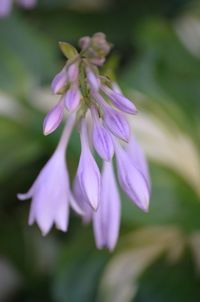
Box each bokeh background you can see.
[0,0,200,301]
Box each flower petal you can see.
[64,86,81,112]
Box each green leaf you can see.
[58,42,78,60]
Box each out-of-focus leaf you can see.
[52,227,110,302]
[59,41,78,59]
[0,14,57,95]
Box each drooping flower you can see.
[18,114,81,235]
[93,161,120,250]
[18,33,151,250]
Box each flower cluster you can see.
[18,33,151,251]
[0,0,36,17]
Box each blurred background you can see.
[0,0,200,301]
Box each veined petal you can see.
[91,107,114,161]
[93,161,120,250]
[64,86,81,112]
[43,99,64,135]
[102,85,137,114]
[114,141,150,212]
[77,119,101,210]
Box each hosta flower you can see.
[18,33,151,250]
[0,0,36,17]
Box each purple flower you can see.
[93,161,120,250]
[67,62,79,82]
[64,85,81,112]
[51,66,68,94]
[18,115,77,235]
[102,85,137,114]
[43,99,64,135]
[114,139,150,211]
[91,106,114,161]
[76,119,101,210]
[18,33,151,250]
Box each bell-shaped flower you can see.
[64,85,81,112]
[114,140,150,212]
[43,99,64,135]
[91,106,114,161]
[93,161,120,251]
[76,119,101,210]
[51,66,68,94]
[17,115,76,235]
[102,85,137,114]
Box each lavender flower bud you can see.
[43,99,64,135]
[93,92,130,142]
[91,107,114,161]
[67,62,79,82]
[114,141,150,212]
[79,36,91,50]
[93,161,120,250]
[51,66,68,94]
[64,85,81,112]
[77,119,101,210]
[102,85,137,114]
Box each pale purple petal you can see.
[86,68,100,91]
[91,107,114,161]
[114,141,150,212]
[43,99,64,135]
[77,119,101,210]
[93,161,120,250]
[102,85,137,114]
[64,86,81,112]
[126,135,151,190]
[70,193,85,216]
[51,66,68,94]
[103,107,130,142]
[0,0,12,17]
